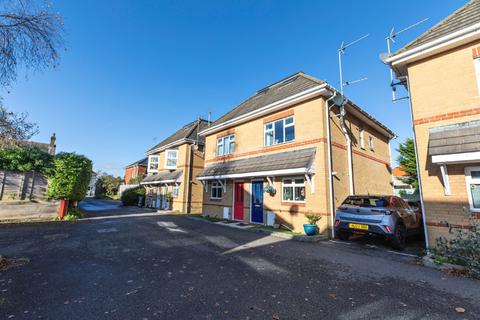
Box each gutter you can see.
[385,22,480,67]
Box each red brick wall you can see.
[124,165,147,184]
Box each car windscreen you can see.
[342,196,388,208]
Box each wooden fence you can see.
[0,170,48,201]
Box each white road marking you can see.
[96,228,118,233]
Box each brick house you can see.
[392,166,416,197]
[384,0,480,246]
[197,72,395,234]
[141,119,210,213]
[124,158,147,184]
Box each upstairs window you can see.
[148,155,159,172]
[368,136,374,151]
[474,57,480,95]
[359,128,365,149]
[265,116,294,146]
[165,150,178,169]
[217,135,235,156]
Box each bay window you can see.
[265,116,294,146]
[282,177,306,202]
[165,150,178,169]
[217,135,235,156]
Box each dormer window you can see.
[264,116,294,147]
[217,134,235,156]
[165,150,178,169]
[148,155,159,173]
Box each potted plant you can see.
[264,184,276,196]
[304,213,322,236]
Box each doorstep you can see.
[186,216,328,242]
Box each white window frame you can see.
[359,128,365,149]
[368,135,374,151]
[281,177,306,203]
[148,155,159,173]
[211,180,224,199]
[164,149,178,169]
[216,135,235,156]
[474,58,480,95]
[264,115,295,147]
[172,185,180,198]
[465,166,480,212]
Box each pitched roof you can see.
[147,119,211,154]
[197,147,316,178]
[125,157,148,169]
[141,170,183,185]
[205,71,395,139]
[428,119,480,156]
[396,0,480,54]
[392,166,409,177]
[210,72,325,128]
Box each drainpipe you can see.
[405,75,429,250]
[325,91,337,238]
[339,102,355,195]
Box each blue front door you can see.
[251,181,264,223]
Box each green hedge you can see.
[0,145,54,174]
[121,186,145,206]
[47,152,92,202]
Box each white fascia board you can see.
[199,85,328,136]
[386,23,480,67]
[197,167,313,180]
[140,179,179,185]
[146,138,198,156]
[432,151,480,164]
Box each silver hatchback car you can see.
[334,195,422,250]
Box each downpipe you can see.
[325,92,337,238]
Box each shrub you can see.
[128,173,145,185]
[95,174,122,198]
[121,186,145,206]
[0,145,53,174]
[47,153,92,203]
[305,213,322,225]
[434,208,480,278]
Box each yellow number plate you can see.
[349,223,369,230]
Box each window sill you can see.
[281,201,306,207]
[264,140,295,149]
[210,197,223,201]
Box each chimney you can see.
[49,133,57,155]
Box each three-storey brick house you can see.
[141,119,210,213]
[197,72,395,234]
[385,0,480,246]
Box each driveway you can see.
[0,200,479,319]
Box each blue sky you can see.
[0,0,467,176]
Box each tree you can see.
[128,173,145,185]
[47,152,92,203]
[95,174,123,198]
[0,100,38,146]
[396,138,418,189]
[0,0,64,87]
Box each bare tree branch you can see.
[0,98,38,146]
[0,0,64,87]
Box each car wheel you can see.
[391,224,406,250]
[337,230,350,241]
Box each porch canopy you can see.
[428,120,480,194]
[197,147,316,189]
[140,169,183,186]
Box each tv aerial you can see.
[338,33,369,97]
[382,18,429,102]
